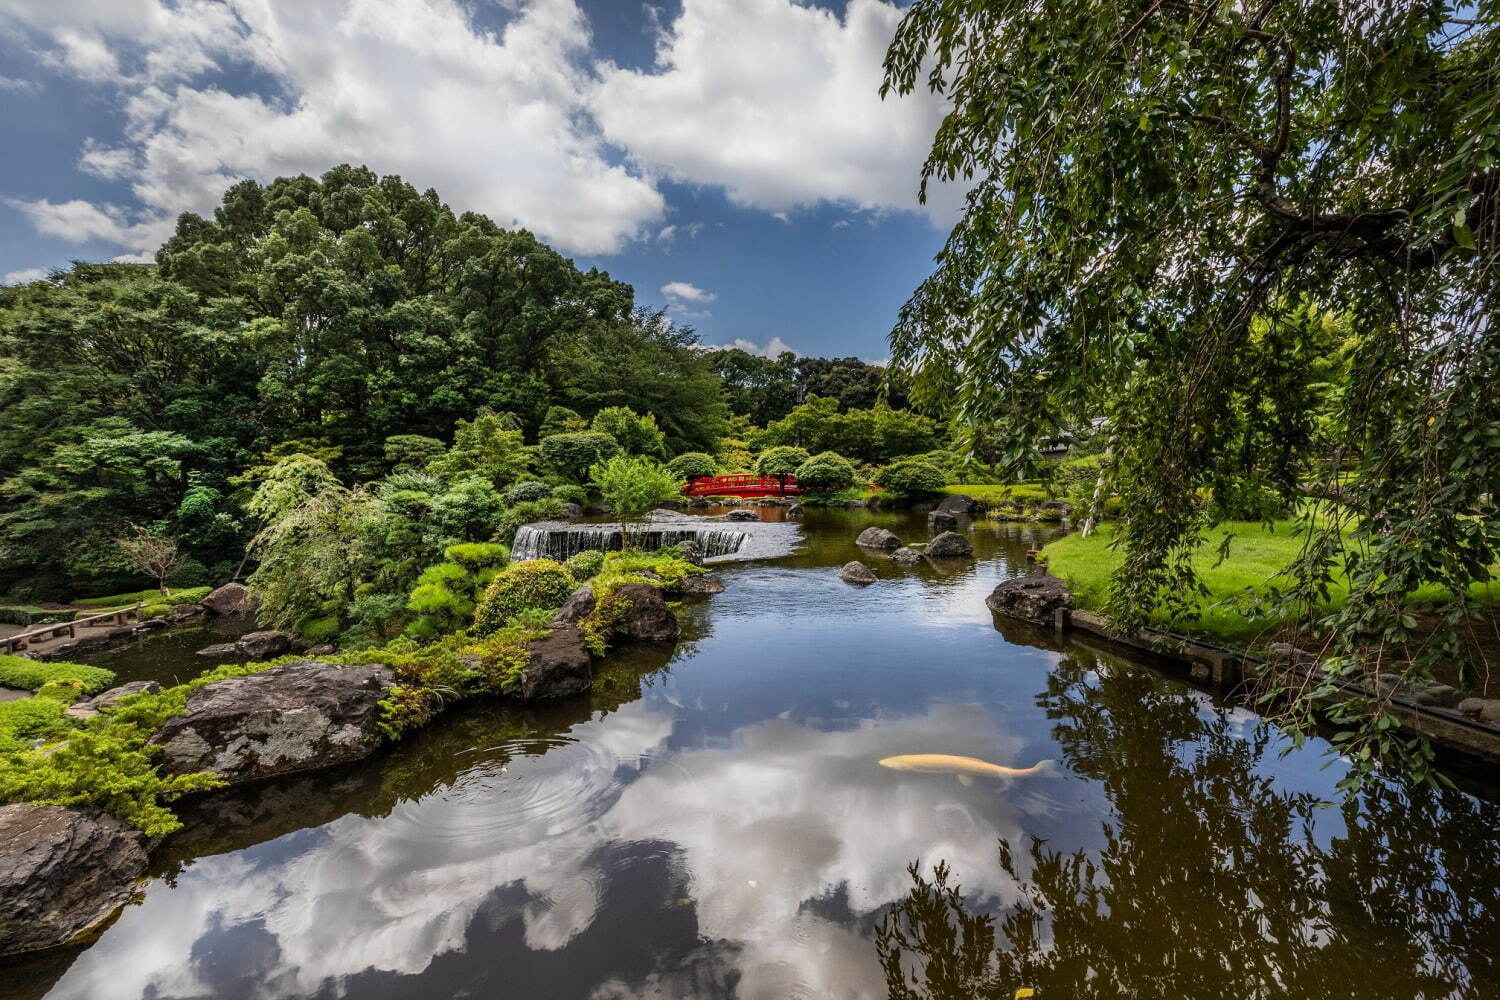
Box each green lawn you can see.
[1043,521,1500,645]
[73,585,212,608]
[942,483,1053,506]
[0,653,116,694]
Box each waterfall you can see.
[510,523,750,562]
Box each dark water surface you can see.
[8,509,1498,999]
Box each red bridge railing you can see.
[682,474,800,498]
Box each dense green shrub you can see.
[541,432,621,483]
[165,560,210,589]
[473,560,575,635]
[540,405,587,438]
[73,585,213,607]
[0,654,115,694]
[667,452,718,481]
[588,455,683,536]
[36,678,88,703]
[591,407,667,458]
[383,434,445,471]
[430,476,507,542]
[495,498,567,546]
[551,484,588,506]
[874,459,948,497]
[504,480,552,506]
[794,451,856,495]
[566,548,607,582]
[0,697,67,752]
[0,605,67,627]
[405,542,510,639]
[755,445,810,477]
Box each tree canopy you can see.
[884,0,1500,773]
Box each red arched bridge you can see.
[682,474,801,498]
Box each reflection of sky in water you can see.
[49,700,1057,999]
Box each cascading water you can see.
[509,512,800,564]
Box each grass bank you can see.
[1042,521,1500,646]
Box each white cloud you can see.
[703,336,797,359]
[2,267,47,284]
[77,140,135,180]
[593,0,964,226]
[3,0,665,256]
[0,74,39,92]
[660,280,715,304]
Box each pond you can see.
[7,509,1498,999]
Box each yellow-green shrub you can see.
[472,560,575,635]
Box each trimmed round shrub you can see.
[541,431,621,483]
[551,484,588,506]
[755,445,810,477]
[874,458,948,497]
[667,452,717,481]
[504,480,552,506]
[794,451,856,495]
[566,548,607,582]
[473,559,575,635]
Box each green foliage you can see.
[36,678,88,703]
[0,653,115,694]
[427,411,535,488]
[590,406,667,458]
[704,349,907,425]
[404,542,510,639]
[551,484,588,506]
[504,480,553,506]
[74,585,212,607]
[752,396,942,464]
[667,452,717,481]
[0,605,69,626]
[590,550,701,596]
[541,431,621,483]
[755,445,810,477]
[875,459,948,497]
[795,451,857,496]
[588,454,682,536]
[566,548,607,582]
[430,476,506,542]
[472,559,575,635]
[0,697,68,752]
[383,434,445,472]
[540,405,587,438]
[495,498,567,547]
[882,1,1500,777]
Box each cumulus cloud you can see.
[2,0,665,256]
[2,267,47,284]
[593,0,963,226]
[660,280,715,304]
[701,336,797,359]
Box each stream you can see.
[6,508,1498,999]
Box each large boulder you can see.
[65,680,161,720]
[936,493,983,516]
[677,573,726,597]
[610,584,680,642]
[855,526,902,550]
[677,540,705,566]
[149,661,395,786]
[551,585,597,626]
[169,603,209,624]
[238,630,294,660]
[925,531,974,558]
[520,626,594,700]
[839,561,878,586]
[927,510,959,533]
[986,575,1073,623]
[0,804,149,957]
[201,582,257,616]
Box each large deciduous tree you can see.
[884,0,1500,777]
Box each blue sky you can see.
[0,0,958,360]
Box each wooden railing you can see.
[0,603,143,655]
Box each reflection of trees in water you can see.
[877,651,1500,999]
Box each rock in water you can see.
[726,509,759,521]
[201,582,258,616]
[927,510,959,533]
[925,531,974,557]
[610,584,681,641]
[238,630,294,660]
[936,493,983,516]
[678,540,705,566]
[986,576,1072,623]
[0,804,149,957]
[149,661,395,786]
[839,561,878,585]
[855,526,901,550]
[890,547,924,567]
[677,573,726,597]
[521,626,594,700]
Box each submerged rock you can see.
[678,573,726,597]
[839,561,878,586]
[927,510,959,533]
[725,509,759,521]
[201,582,257,616]
[65,680,161,720]
[890,547,925,567]
[986,576,1072,623]
[521,626,594,700]
[195,629,295,662]
[925,531,974,558]
[149,660,395,786]
[786,503,803,519]
[855,526,901,550]
[0,804,149,957]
